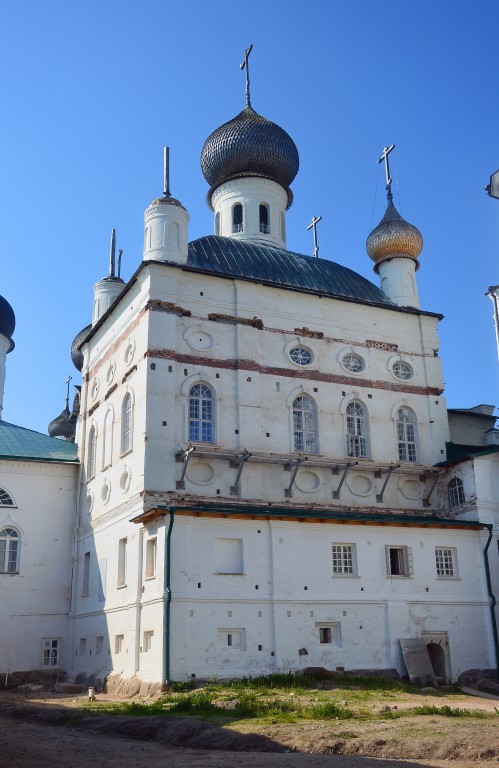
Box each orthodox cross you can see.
[378,144,395,193]
[240,44,253,107]
[307,215,322,258]
[163,146,170,197]
[65,375,72,410]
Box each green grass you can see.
[412,704,486,718]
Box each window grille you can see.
[289,346,313,366]
[0,527,19,573]
[435,547,456,577]
[0,488,15,506]
[392,361,413,380]
[42,639,60,667]
[122,393,132,453]
[343,353,364,373]
[87,426,96,479]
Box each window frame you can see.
[292,394,318,453]
[82,551,90,595]
[385,545,413,577]
[435,546,457,578]
[396,407,418,463]
[188,383,215,443]
[143,630,154,652]
[448,477,465,508]
[259,203,270,234]
[145,536,157,579]
[121,392,133,455]
[346,400,369,459]
[117,537,127,587]
[232,203,243,233]
[42,639,60,668]
[87,424,97,480]
[316,622,342,646]
[0,527,20,574]
[331,543,356,576]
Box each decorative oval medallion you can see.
[347,473,373,497]
[399,477,424,500]
[295,470,321,493]
[187,461,215,485]
[184,326,214,352]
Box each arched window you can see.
[259,204,270,234]
[0,527,19,573]
[87,425,96,480]
[189,384,215,442]
[346,401,369,458]
[397,407,418,462]
[232,204,243,233]
[102,409,113,468]
[168,221,180,249]
[0,487,15,506]
[448,477,465,508]
[215,211,221,235]
[122,393,133,454]
[293,395,318,453]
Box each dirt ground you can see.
[0,688,498,768]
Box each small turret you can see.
[0,293,15,418]
[143,147,189,263]
[93,229,125,325]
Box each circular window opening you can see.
[342,353,365,373]
[392,361,413,380]
[289,346,313,366]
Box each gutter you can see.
[160,506,175,690]
[481,523,499,678]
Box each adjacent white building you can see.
[1,63,498,687]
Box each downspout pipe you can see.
[160,506,175,690]
[481,522,499,679]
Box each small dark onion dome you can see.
[200,105,299,209]
[147,195,186,210]
[0,294,15,352]
[48,405,76,441]
[71,324,92,372]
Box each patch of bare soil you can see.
[0,689,497,768]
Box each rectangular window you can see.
[317,623,342,646]
[117,538,127,587]
[215,537,244,574]
[96,636,104,655]
[82,552,90,595]
[79,638,86,655]
[115,634,125,654]
[435,547,457,577]
[217,629,245,650]
[145,537,157,578]
[42,639,60,667]
[385,546,413,577]
[143,630,154,652]
[332,544,355,575]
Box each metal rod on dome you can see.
[117,249,123,279]
[163,147,170,197]
[65,375,72,409]
[240,44,253,107]
[307,216,322,258]
[378,144,395,194]
[109,228,116,277]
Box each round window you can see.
[289,346,313,366]
[342,353,365,373]
[392,360,413,380]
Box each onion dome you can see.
[146,195,186,210]
[0,294,15,351]
[200,105,299,208]
[71,324,91,372]
[366,193,423,272]
[48,404,76,441]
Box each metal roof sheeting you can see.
[187,236,395,307]
[0,420,78,462]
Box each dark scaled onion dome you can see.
[0,294,15,352]
[200,105,299,208]
[71,324,92,372]
[48,405,76,441]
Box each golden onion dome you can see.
[366,194,423,272]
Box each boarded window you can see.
[215,538,243,574]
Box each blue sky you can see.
[1,1,498,434]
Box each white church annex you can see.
[1,48,498,689]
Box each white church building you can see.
[1,54,498,689]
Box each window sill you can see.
[144,575,156,581]
[120,449,133,459]
[117,583,127,589]
[436,576,460,580]
[331,574,360,578]
[214,572,245,576]
[386,575,413,579]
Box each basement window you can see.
[217,629,245,650]
[316,622,342,646]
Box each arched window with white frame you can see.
[102,408,113,469]
[87,425,96,480]
[293,395,318,453]
[0,487,15,507]
[121,393,133,454]
[189,383,215,443]
[396,407,418,462]
[259,203,270,234]
[0,527,20,573]
[346,400,369,458]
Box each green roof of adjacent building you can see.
[0,420,79,462]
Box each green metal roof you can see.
[187,236,399,309]
[440,441,499,465]
[0,420,79,462]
